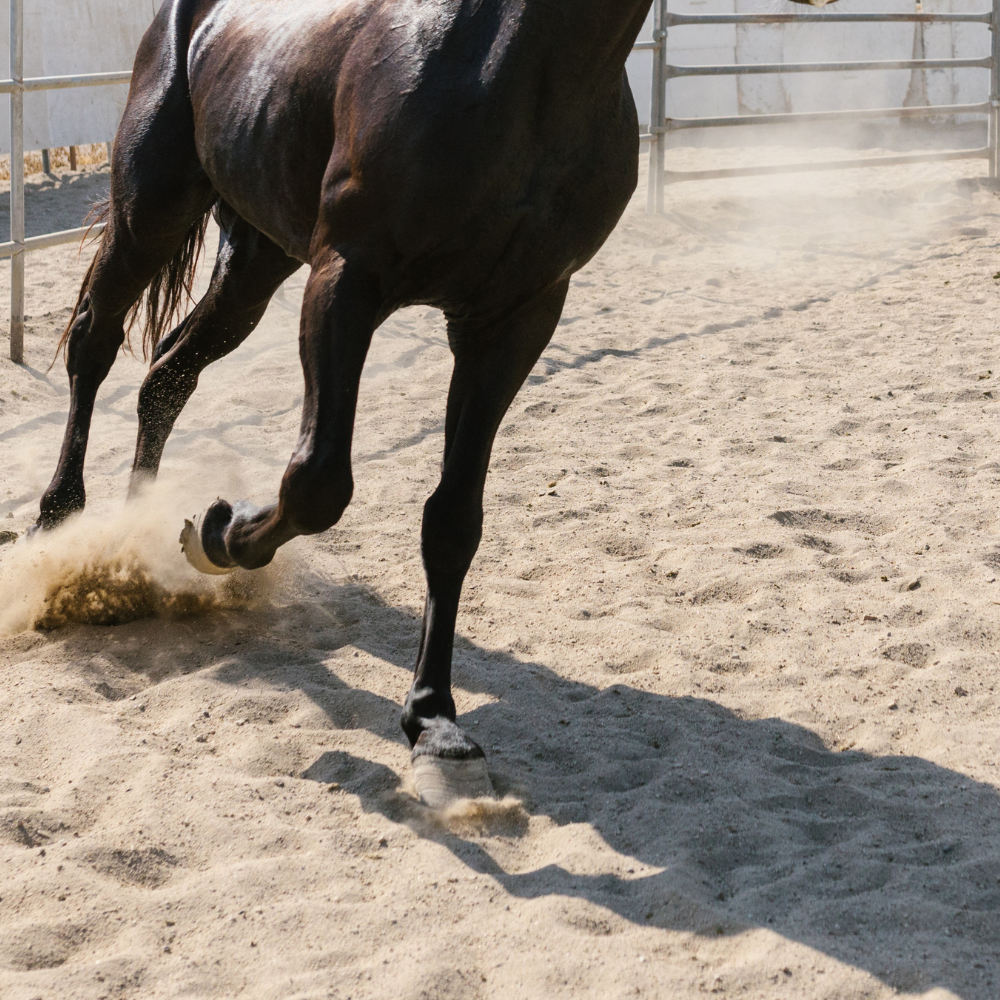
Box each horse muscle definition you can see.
[35,0,832,804]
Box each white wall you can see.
[626,0,991,130]
[0,0,159,152]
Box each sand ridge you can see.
[0,152,999,998]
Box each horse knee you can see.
[281,461,353,534]
[421,490,483,579]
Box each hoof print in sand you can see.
[768,508,888,535]
[87,847,180,888]
[882,643,932,668]
[797,533,837,554]
[734,542,783,560]
[601,533,650,560]
[302,750,400,797]
[0,923,88,971]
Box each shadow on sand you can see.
[51,577,1000,999]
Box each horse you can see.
[35,0,832,806]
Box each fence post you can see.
[9,0,23,363]
[646,0,668,213]
[992,0,1000,181]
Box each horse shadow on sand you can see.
[52,577,1000,999]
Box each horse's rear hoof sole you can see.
[180,515,236,576]
[412,755,495,809]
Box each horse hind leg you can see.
[37,183,215,530]
[36,27,216,529]
[128,204,301,496]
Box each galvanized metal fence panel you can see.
[632,0,1000,213]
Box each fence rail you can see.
[6,0,125,362]
[632,0,1000,213]
[666,57,992,78]
[666,102,993,131]
[665,11,994,24]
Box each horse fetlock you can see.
[126,467,156,501]
[411,717,485,761]
[37,482,85,530]
[401,688,458,747]
[225,499,284,568]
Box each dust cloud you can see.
[0,491,278,633]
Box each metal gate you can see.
[633,0,1000,213]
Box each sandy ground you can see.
[1,148,1000,999]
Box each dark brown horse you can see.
[35,0,826,805]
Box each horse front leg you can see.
[402,280,569,807]
[182,251,379,572]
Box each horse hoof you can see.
[410,719,495,808]
[180,506,236,576]
[412,754,495,809]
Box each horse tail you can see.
[55,197,213,365]
[127,204,213,361]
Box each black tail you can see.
[129,205,212,360]
[56,198,213,364]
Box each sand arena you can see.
[0,150,999,998]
